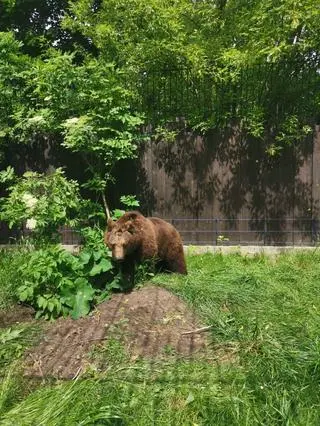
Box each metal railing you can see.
[138,59,320,124]
[1,218,319,246]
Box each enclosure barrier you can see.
[1,217,319,246]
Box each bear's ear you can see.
[126,221,136,234]
[127,212,139,221]
[107,218,116,231]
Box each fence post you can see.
[215,218,219,246]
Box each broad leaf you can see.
[70,280,95,319]
[79,250,91,265]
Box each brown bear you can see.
[104,211,187,285]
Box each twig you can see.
[181,326,213,335]
[101,192,111,220]
[72,366,83,380]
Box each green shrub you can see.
[0,168,82,244]
[17,242,116,320]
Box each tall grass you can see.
[1,251,320,425]
[153,251,320,424]
[0,248,29,310]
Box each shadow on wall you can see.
[3,136,88,181]
[137,124,318,245]
[1,126,319,245]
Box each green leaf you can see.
[47,301,55,313]
[89,263,102,276]
[0,328,23,344]
[93,250,103,261]
[95,289,111,304]
[37,295,46,308]
[109,278,122,290]
[35,310,44,319]
[18,289,29,302]
[79,250,91,265]
[70,283,95,320]
[99,258,113,272]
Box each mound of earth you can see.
[24,286,210,379]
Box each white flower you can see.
[26,218,37,230]
[28,115,44,123]
[65,117,79,126]
[22,192,38,209]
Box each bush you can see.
[16,239,118,320]
[0,168,82,244]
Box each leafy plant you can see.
[15,225,123,319]
[111,194,140,220]
[0,328,24,368]
[17,245,91,319]
[0,323,42,375]
[0,168,82,244]
[79,226,122,298]
[0,166,15,184]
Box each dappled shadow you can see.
[1,123,319,245]
[137,124,318,245]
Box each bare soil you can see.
[0,305,35,328]
[24,286,211,379]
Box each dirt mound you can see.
[0,305,34,328]
[24,286,210,379]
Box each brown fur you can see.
[104,211,187,282]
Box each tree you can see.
[0,0,95,55]
[0,34,143,218]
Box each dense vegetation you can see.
[0,0,319,317]
[0,3,319,423]
[1,251,320,424]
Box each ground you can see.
[0,305,34,328]
[2,252,320,425]
[23,286,210,379]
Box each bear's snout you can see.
[112,246,126,261]
[112,255,125,262]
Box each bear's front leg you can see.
[119,259,135,291]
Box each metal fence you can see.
[1,218,319,246]
[139,59,320,124]
[168,217,319,246]
[1,60,320,247]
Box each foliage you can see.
[62,0,320,150]
[17,245,91,319]
[0,165,15,184]
[111,194,140,220]
[0,322,43,416]
[78,226,121,299]
[0,34,144,216]
[0,227,119,321]
[0,248,27,310]
[0,328,24,364]
[16,242,117,320]
[0,324,42,374]
[1,251,320,424]
[0,168,82,243]
[0,0,319,195]
[0,0,72,55]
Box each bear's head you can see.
[105,212,141,261]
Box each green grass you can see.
[0,248,28,310]
[1,250,320,425]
